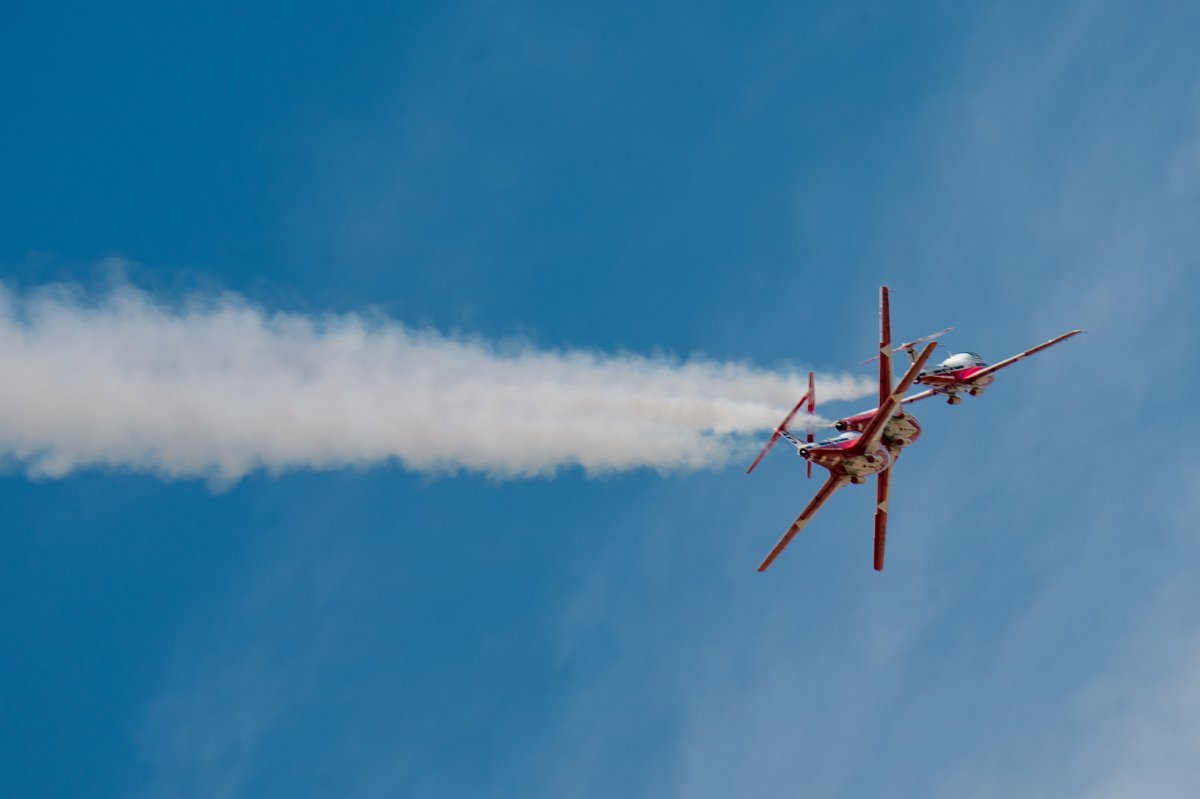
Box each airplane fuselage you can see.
[918,367,994,391]
[799,435,892,484]
[833,410,923,451]
[916,353,993,401]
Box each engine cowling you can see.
[834,410,876,434]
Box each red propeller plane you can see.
[748,286,933,572]
[898,329,1082,405]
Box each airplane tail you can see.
[805,371,814,479]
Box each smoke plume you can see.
[0,282,873,482]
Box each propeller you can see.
[862,327,954,364]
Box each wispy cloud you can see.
[0,281,871,482]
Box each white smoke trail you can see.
[0,282,874,482]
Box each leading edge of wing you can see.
[967,329,1083,383]
[757,474,848,572]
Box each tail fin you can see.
[879,286,893,406]
[805,371,815,479]
[862,327,954,365]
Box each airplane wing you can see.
[966,329,1083,383]
[878,286,893,406]
[873,465,891,571]
[856,341,937,454]
[757,474,848,571]
[915,373,960,387]
[901,388,939,404]
[746,378,815,474]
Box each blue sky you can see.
[3,2,1199,797]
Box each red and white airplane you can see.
[748,286,933,572]
[891,328,1083,405]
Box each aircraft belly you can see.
[811,450,889,479]
[884,416,920,444]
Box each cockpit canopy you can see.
[939,351,986,369]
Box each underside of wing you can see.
[757,474,847,571]
[873,466,891,571]
[901,388,939,404]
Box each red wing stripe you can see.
[873,467,891,571]
[757,475,847,571]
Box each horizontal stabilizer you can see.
[862,327,954,364]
